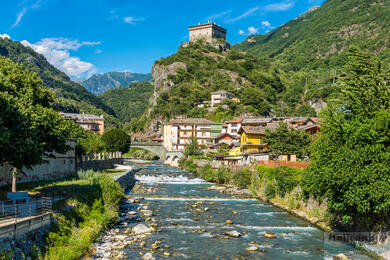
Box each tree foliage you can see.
[184,137,203,157]
[265,122,312,160]
[0,57,76,170]
[101,128,131,153]
[302,47,390,231]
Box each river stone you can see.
[133,224,151,235]
[128,211,137,215]
[142,253,155,260]
[333,254,350,260]
[143,210,153,217]
[264,233,277,238]
[226,220,233,224]
[246,246,258,251]
[225,231,241,238]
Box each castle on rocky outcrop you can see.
[182,21,230,50]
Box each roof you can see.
[214,133,234,140]
[171,118,215,125]
[238,122,279,135]
[188,23,227,33]
[290,117,310,123]
[211,90,232,95]
[309,117,323,124]
[60,112,104,121]
[225,118,243,124]
[241,118,273,125]
[298,124,320,131]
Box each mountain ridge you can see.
[81,71,152,95]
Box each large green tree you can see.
[101,128,131,153]
[302,47,390,231]
[0,57,78,191]
[265,122,311,160]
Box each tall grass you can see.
[41,170,124,260]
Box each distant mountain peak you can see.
[81,71,153,95]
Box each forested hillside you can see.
[98,81,153,123]
[234,0,390,73]
[141,39,317,133]
[0,37,120,127]
[81,71,152,95]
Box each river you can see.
[95,161,372,259]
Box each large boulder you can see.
[132,224,151,235]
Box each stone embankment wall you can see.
[76,158,124,172]
[113,167,141,191]
[0,213,52,257]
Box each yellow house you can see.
[238,124,278,153]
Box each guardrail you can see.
[0,197,52,222]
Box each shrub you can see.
[77,170,102,180]
[273,167,302,197]
[232,169,251,189]
[265,183,276,200]
[101,128,131,153]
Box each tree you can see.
[101,128,131,153]
[184,137,202,157]
[302,47,390,231]
[76,132,105,158]
[265,122,311,160]
[0,57,75,192]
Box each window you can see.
[231,129,237,133]
[231,123,237,127]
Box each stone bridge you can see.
[164,151,185,167]
[131,142,166,159]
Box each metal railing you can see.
[0,197,52,222]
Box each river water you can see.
[115,161,371,259]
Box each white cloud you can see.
[265,2,295,12]
[206,10,232,21]
[11,7,28,29]
[262,21,271,27]
[0,34,11,39]
[248,27,259,34]
[124,16,144,25]
[227,7,259,23]
[238,29,245,35]
[124,16,136,24]
[95,49,103,54]
[21,38,100,78]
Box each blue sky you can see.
[0,0,325,79]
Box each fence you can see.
[77,151,122,163]
[0,197,52,222]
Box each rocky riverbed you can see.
[91,161,372,260]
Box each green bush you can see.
[198,164,214,182]
[232,169,251,189]
[101,128,131,153]
[265,183,276,200]
[77,170,102,180]
[273,167,302,197]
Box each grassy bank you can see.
[1,169,125,260]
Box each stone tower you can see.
[188,22,227,43]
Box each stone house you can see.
[211,90,234,107]
[60,112,105,135]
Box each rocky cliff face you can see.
[150,62,187,105]
[308,98,328,113]
[144,62,187,134]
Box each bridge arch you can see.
[131,142,166,160]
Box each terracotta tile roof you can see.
[225,118,243,124]
[290,117,310,123]
[214,133,234,140]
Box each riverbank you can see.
[180,158,387,260]
[0,167,139,260]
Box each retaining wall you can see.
[76,158,124,172]
[113,168,141,191]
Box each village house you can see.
[222,118,242,139]
[210,90,234,107]
[287,117,321,135]
[60,112,104,134]
[163,118,216,151]
[238,123,279,154]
